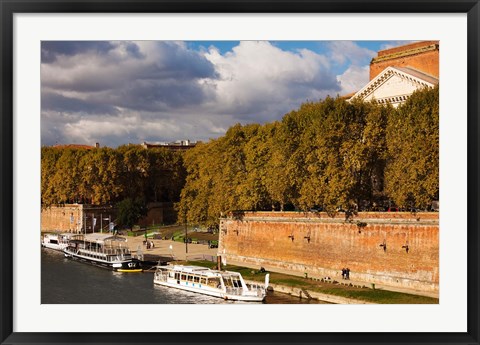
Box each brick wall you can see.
[41,204,116,233]
[41,203,176,233]
[219,211,439,292]
[370,41,439,80]
[41,204,84,233]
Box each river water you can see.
[41,248,323,304]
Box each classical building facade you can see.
[350,41,439,107]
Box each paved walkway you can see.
[124,237,218,262]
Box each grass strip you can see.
[178,260,438,304]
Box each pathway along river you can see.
[41,248,325,304]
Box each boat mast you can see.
[84,213,86,248]
[185,210,188,254]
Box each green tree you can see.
[51,148,89,204]
[146,148,186,203]
[117,145,150,200]
[81,148,123,204]
[264,113,303,211]
[116,197,147,230]
[241,123,275,211]
[176,141,216,226]
[385,86,439,209]
[41,147,63,207]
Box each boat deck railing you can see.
[81,248,131,258]
[155,272,168,282]
[67,245,131,255]
[226,286,265,297]
[65,245,132,261]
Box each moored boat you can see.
[153,265,269,302]
[41,232,74,251]
[63,233,142,272]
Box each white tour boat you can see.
[63,233,142,272]
[153,265,269,302]
[41,233,74,251]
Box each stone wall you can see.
[41,204,116,233]
[219,211,439,292]
[41,202,176,233]
[137,202,176,226]
[41,204,84,232]
[370,41,439,80]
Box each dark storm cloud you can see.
[125,42,144,59]
[41,40,372,147]
[42,91,119,115]
[153,42,217,80]
[42,41,216,94]
[41,41,117,63]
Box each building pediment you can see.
[350,66,438,107]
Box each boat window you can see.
[200,277,206,285]
[207,277,220,288]
[187,275,193,282]
[180,274,187,281]
[223,277,233,287]
[175,273,180,280]
[193,276,200,283]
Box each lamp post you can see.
[185,210,188,254]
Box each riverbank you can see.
[122,237,438,303]
[176,260,438,304]
[43,232,438,304]
[226,259,439,300]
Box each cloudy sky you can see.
[41,40,408,147]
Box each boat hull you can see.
[64,251,143,272]
[42,242,68,251]
[153,278,265,302]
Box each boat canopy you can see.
[171,265,211,272]
[84,233,127,245]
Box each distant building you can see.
[140,140,198,151]
[350,41,439,107]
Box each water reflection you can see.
[41,248,325,304]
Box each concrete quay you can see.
[123,236,438,301]
[227,259,439,299]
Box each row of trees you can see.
[41,87,439,228]
[41,145,186,207]
[176,87,439,226]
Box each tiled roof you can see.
[393,67,439,85]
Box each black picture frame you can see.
[1,1,479,344]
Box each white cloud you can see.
[337,65,370,95]
[379,40,418,51]
[42,40,373,147]
[327,41,376,67]
[203,41,340,122]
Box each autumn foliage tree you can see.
[385,87,439,209]
[176,86,439,224]
[41,145,186,208]
[41,87,439,226]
